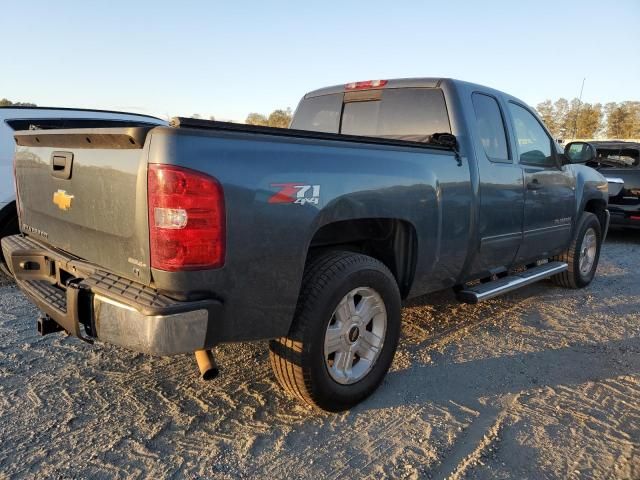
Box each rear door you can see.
[13,127,154,284]
[507,102,575,263]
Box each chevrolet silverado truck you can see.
[0,106,167,276]
[2,78,609,411]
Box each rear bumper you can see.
[1,234,221,355]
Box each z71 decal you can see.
[269,183,321,205]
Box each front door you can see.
[507,102,575,263]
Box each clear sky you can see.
[1,0,638,121]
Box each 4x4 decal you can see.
[269,183,320,205]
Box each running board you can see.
[456,261,568,304]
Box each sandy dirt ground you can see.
[0,230,638,479]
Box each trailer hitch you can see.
[37,314,64,336]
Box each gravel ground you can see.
[0,231,638,479]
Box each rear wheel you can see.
[269,251,401,412]
[551,212,602,288]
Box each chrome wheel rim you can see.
[579,228,597,275]
[324,287,387,385]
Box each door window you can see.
[471,93,509,162]
[508,102,555,167]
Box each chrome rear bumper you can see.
[1,234,221,355]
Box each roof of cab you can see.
[304,78,445,98]
[589,140,640,151]
[303,77,529,105]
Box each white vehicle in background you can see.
[0,107,167,275]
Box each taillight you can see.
[345,80,388,91]
[148,164,225,271]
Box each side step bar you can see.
[456,261,568,304]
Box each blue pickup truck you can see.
[2,78,609,411]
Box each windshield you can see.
[590,148,640,168]
[291,88,451,141]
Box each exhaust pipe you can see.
[194,349,219,380]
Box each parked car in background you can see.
[0,107,167,275]
[3,78,609,411]
[584,141,640,229]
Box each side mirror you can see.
[564,141,596,164]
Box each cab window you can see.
[290,94,342,133]
[508,102,555,167]
[341,88,451,140]
[291,88,451,142]
[471,93,509,162]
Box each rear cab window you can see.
[290,94,342,133]
[291,88,451,141]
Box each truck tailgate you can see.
[13,127,154,285]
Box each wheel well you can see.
[584,199,607,232]
[0,201,18,236]
[0,202,18,271]
[307,218,417,298]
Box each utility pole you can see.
[572,77,586,139]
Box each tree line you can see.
[536,98,640,140]
[245,108,293,128]
[0,98,37,107]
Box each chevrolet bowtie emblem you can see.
[53,189,74,211]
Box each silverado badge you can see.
[53,189,74,211]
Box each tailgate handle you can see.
[51,151,73,179]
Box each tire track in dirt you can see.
[433,394,519,480]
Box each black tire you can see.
[0,207,19,278]
[551,212,602,289]
[269,251,401,412]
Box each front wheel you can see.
[269,251,401,412]
[551,212,602,288]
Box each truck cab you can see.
[292,78,608,282]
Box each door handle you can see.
[526,179,542,190]
[51,151,73,179]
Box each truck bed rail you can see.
[170,117,456,153]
